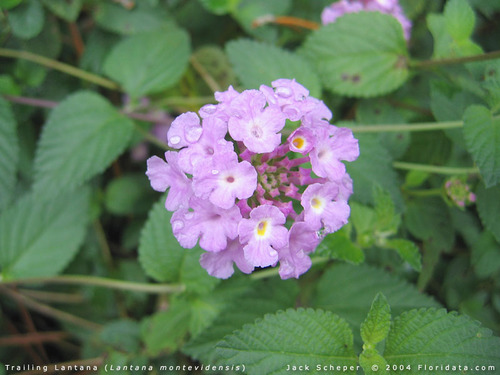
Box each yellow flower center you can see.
[257,220,268,236]
[292,137,305,149]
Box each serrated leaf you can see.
[138,198,218,293]
[476,184,500,243]
[314,263,439,330]
[471,231,500,278]
[373,186,400,233]
[361,293,391,346]
[0,188,89,280]
[215,309,357,374]
[316,226,365,264]
[8,0,44,39]
[463,105,500,187]
[444,0,475,41]
[41,0,82,22]
[142,299,191,355]
[95,3,172,35]
[384,308,500,370]
[226,39,321,97]
[300,12,409,97]
[384,238,422,272]
[33,92,133,198]
[103,29,190,98]
[346,134,403,209]
[0,98,19,211]
[183,279,298,362]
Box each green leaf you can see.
[471,231,500,278]
[198,0,240,15]
[384,238,422,272]
[104,174,154,216]
[142,299,192,355]
[0,98,19,211]
[0,0,23,10]
[345,134,403,209]
[192,46,236,91]
[138,198,218,293]
[316,226,365,264]
[314,264,439,330]
[8,0,44,39]
[373,186,401,232]
[41,0,82,22]
[95,3,172,35]
[215,308,357,374]
[33,92,133,198]
[359,348,387,375]
[183,279,298,362]
[463,105,500,187]
[0,188,89,280]
[384,308,500,370]
[404,197,454,253]
[103,28,190,98]
[300,12,409,97]
[99,320,141,352]
[226,39,321,97]
[444,0,475,41]
[476,184,500,243]
[360,293,391,346]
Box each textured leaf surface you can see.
[104,29,190,98]
[138,198,218,293]
[8,0,44,39]
[95,3,172,35]
[360,293,391,346]
[476,184,500,243]
[314,263,439,330]
[183,279,298,362]
[463,105,500,187]
[385,238,422,272]
[33,92,133,198]
[226,39,321,97]
[316,227,364,264]
[142,300,191,355]
[444,0,476,41]
[300,12,409,97]
[0,98,18,211]
[0,188,89,280]
[215,309,357,374]
[384,309,500,371]
[346,134,403,209]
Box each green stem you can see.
[348,120,463,133]
[411,50,500,69]
[393,161,479,175]
[0,48,120,90]
[1,275,185,294]
[250,256,330,280]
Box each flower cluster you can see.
[146,79,359,279]
[321,0,412,41]
[444,177,476,209]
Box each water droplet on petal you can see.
[276,87,292,98]
[169,136,181,145]
[211,169,219,175]
[185,126,202,143]
[172,220,184,231]
[270,249,278,257]
[184,212,194,220]
[201,104,217,114]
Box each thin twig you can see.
[0,286,102,331]
[2,275,186,294]
[0,332,69,347]
[190,55,221,92]
[18,289,85,304]
[393,161,479,175]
